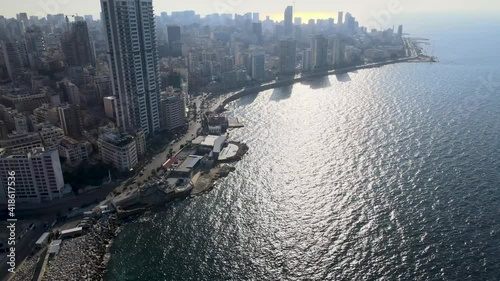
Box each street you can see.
[103,95,207,200]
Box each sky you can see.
[1,0,499,26]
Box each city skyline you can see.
[1,0,500,278]
[1,0,499,23]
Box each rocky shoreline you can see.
[39,140,249,280]
[43,215,121,281]
[220,141,249,163]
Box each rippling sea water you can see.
[106,18,500,281]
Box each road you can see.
[103,95,206,200]
[2,95,207,218]
[0,221,45,279]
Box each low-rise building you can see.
[0,131,43,153]
[0,85,49,112]
[33,103,59,125]
[97,132,138,172]
[58,137,91,166]
[192,134,227,160]
[37,122,64,149]
[0,104,19,132]
[171,155,204,177]
[207,114,229,135]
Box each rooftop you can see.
[0,147,47,159]
[202,135,219,147]
[49,244,60,255]
[175,155,203,173]
[60,227,82,235]
[35,232,51,245]
[99,131,134,147]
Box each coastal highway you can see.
[5,95,206,218]
[102,95,205,200]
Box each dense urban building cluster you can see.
[0,0,404,206]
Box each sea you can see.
[105,14,500,281]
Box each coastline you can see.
[39,141,248,280]
[216,38,435,111]
[27,38,433,281]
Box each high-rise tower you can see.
[279,38,296,74]
[284,6,294,37]
[337,11,344,25]
[101,0,161,136]
[61,21,95,67]
[311,35,328,69]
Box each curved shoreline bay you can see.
[105,24,500,281]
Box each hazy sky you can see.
[2,0,499,24]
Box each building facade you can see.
[103,96,116,119]
[311,35,328,69]
[0,148,65,204]
[251,51,265,80]
[61,21,96,67]
[101,0,162,136]
[37,123,64,150]
[58,137,90,166]
[284,6,293,37]
[0,132,43,153]
[98,131,138,172]
[302,48,311,71]
[57,103,83,139]
[160,90,186,131]
[279,38,296,74]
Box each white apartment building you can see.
[101,0,162,136]
[0,148,65,204]
[160,91,186,131]
[98,131,138,172]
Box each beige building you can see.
[0,132,43,153]
[58,137,91,166]
[37,123,64,150]
[103,96,116,119]
[33,103,59,125]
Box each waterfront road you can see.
[1,96,206,219]
[102,95,205,201]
